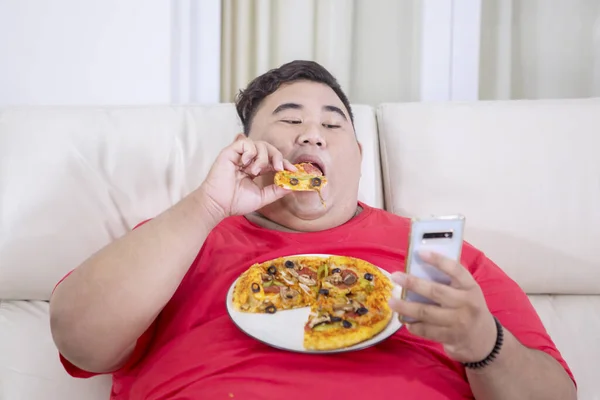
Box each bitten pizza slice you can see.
[274,162,327,191]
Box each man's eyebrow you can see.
[272,103,302,115]
[323,105,348,121]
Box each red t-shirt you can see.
[57,202,574,399]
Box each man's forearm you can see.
[50,187,223,373]
[467,328,576,400]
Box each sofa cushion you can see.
[0,300,111,400]
[0,104,382,300]
[377,98,600,295]
[529,294,600,400]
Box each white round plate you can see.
[226,254,403,354]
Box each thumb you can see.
[258,184,291,207]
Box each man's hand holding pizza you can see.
[199,136,296,219]
[388,251,498,364]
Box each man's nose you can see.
[297,124,326,148]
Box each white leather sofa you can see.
[1,99,598,400]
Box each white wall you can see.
[0,0,220,106]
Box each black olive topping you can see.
[290,178,299,185]
[330,316,342,323]
[267,265,277,275]
[285,260,295,268]
[364,273,374,281]
[332,268,341,274]
[318,288,329,296]
[310,177,322,187]
[342,320,352,328]
[356,307,368,316]
[251,283,260,293]
[265,305,277,314]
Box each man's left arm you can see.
[466,325,576,400]
[389,251,576,400]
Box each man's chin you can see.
[286,191,329,218]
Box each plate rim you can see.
[225,253,403,354]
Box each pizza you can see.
[274,162,327,191]
[231,255,394,351]
[274,163,327,206]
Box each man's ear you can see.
[234,132,246,142]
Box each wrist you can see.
[188,186,226,229]
[463,315,504,370]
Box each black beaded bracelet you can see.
[462,316,504,370]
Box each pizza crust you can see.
[303,310,393,350]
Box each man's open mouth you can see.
[302,162,324,176]
[292,156,325,176]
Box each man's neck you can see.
[245,204,362,233]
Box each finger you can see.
[390,272,464,308]
[243,142,288,175]
[248,142,270,175]
[229,138,257,167]
[283,159,298,172]
[262,142,289,172]
[405,322,454,344]
[418,251,475,289]
[271,151,284,172]
[389,297,455,325]
[258,184,292,207]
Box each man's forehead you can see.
[260,81,347,116]
[267,81,343,106]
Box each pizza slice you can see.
[274,162,327,192]
[231,256,322,314]
[303,289,393,350]
[319,256,393,300]
[303,256,394,350]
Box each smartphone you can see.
[400,215,465,322]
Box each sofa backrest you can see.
[0,104,382,300]
[377,98,600,295]
[2,99,598,300]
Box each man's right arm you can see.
[50,137,292,374]
[49,187,224,373]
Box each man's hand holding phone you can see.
[388,251,498,364]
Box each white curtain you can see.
[221,0,600,104]
[220,0,421,105]
[480,0,600,100]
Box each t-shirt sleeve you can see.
[463,242,576,387]
[54,219,155,378]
